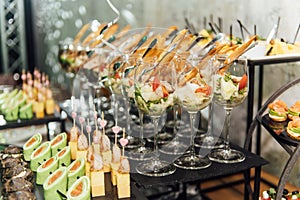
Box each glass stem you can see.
[111,93,118,126]
[189,112,197,157]
[152,116,160,162]
[173,105,179,145]
[94,86,102,115]
[124,97,131,136]
[138,110,145,147]
[224,108,232,152]
[206,103,213,137]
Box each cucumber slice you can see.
[36,156,58,185]
[43,167,68,200]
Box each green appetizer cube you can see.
[36,156,58,185]
[50,132,67,155]
[30,141,51,172]
[43,167,68,200]
[67,158,85,189]
[56,146,71,167]
[23,133,42,161]
[19,103,33,120]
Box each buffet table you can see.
[59,101,268,199]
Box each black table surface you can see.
[130,145,268,189]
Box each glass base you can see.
[194,135,224,149]
[177,127,206,138]
[174,154,211,170]
[165,120,186,130]
[147,132,174,145]
[159,140,189,155]
[127,146,153,161]
[136,159,176,177]
[208,148,245,163]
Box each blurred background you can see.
[0,0,299,187]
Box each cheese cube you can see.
[116,172,130,186]
[110,162,120,186]
[45,99,54,115]
[35,102,44,118]
[85,162,91,179]
[92,185,105,197]
[69,141,77,160]
[76,150,87,162]
[117,185,130,199]
[91,170,105,197]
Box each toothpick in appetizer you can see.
[117,128,130,199]
[77,116,88,161]
[110,124,121,186]
[90,152,105,197]
[86,119,93,179]
[93,110,101,155]
[69,111,79,160]
[100,112,112,172]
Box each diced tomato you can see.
[114,72,120,79]
[195,85,211,95]
[152,76,160,91]
[239,74,248,90]
[161,85,169,98]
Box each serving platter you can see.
[261,115,300,146]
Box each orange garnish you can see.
[70,182,83,197]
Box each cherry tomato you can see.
[161,85,169,97]
[152,76,160,91]
[114,73,120,79]
[239,74,248,90]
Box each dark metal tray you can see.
[261,114,300,147]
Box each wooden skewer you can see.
[178,42,226,87]
[90,24,119,48]
[82,23,107,46]
[223,35,257,66]
[115,24,131,41]
[73,23,90,45]
[218,44,238,55]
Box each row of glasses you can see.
[131,52,249,175]
[60,25,250,177]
